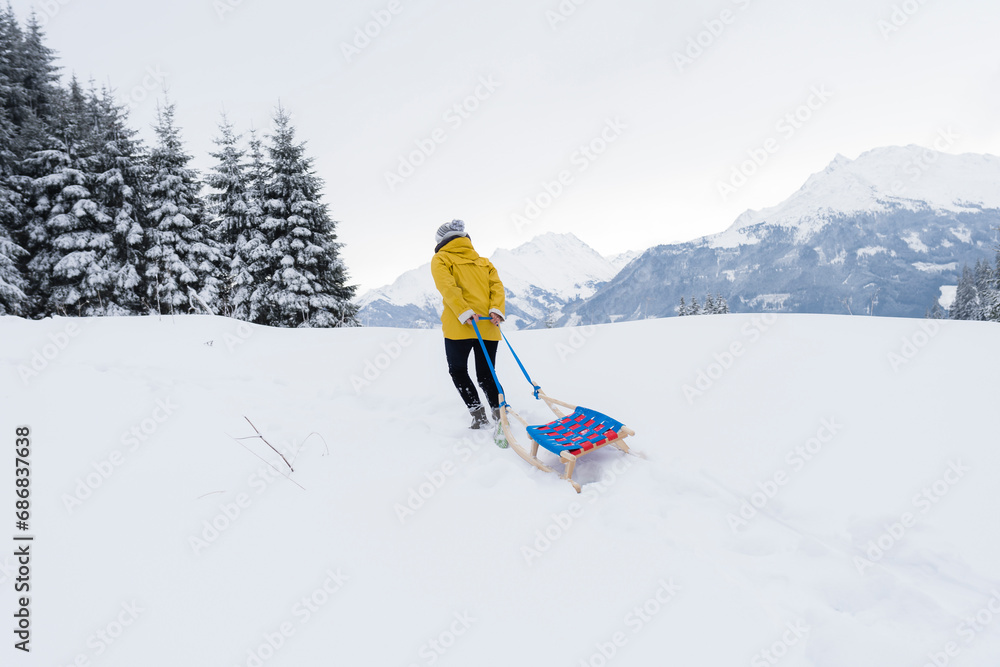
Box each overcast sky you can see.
[12,0,1000,291]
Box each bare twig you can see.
[244,416,294,472]
[299,432,331,461]
[227,432,306,492]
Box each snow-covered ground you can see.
[2,314,999,666]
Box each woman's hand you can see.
[464,314,503,326]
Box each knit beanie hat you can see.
[434,219,467,246]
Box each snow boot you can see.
[470,406,490,430]
[491,407,509,449]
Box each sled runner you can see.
[472,318,635,493]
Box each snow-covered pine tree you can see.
[0,5,18,85]
[206,114,259,319]
[705,293,716,314]
[0,53,27,314]
[0,203,24,314]
[18,144,59,312]
[950,266,977,321]
[143,101,222,315]
[1,9,59,141]
[246,125,268,208]
[17,13,61,122]
[1,9,148,317]
[243,126,269,275]
[716,294,729,314]
[21,76,121,316]
[0,109,26,315]
[2,8,63,314]
[984,248,1000,323]
[4,11,62,164]
[88,86,147,314]
[249,106,356,327]
[49,78,119,315]
[689,296,701,316]
[972,259,992,321]
[0,9,18,127]
[678,297,688,316]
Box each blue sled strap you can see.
[470,317,554,474]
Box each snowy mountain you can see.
[5,313,999,665]
[607,249,641,271]
[712,145,1000,247]
[565,146,1000,323]
[355,264,444,329]
[357,232,627,329]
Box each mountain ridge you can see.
[360,145,1000,328]
[356,232,634,329]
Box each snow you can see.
[709,146,1000,249]
[607,249,641,271]
[939,285,958,310]
[903,232,930,253]
[3,313,999,666]
[856,246,893,258]
[747,293,791,309]
[913,262,958,273]
[950,226,973,244]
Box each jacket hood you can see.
[435,236,480,262]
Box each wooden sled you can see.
[497,389,635,493]
[470,317,635,493]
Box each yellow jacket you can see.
[431,237,506,340]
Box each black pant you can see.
[445,338,499,413]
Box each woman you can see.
[430,220,506,429]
